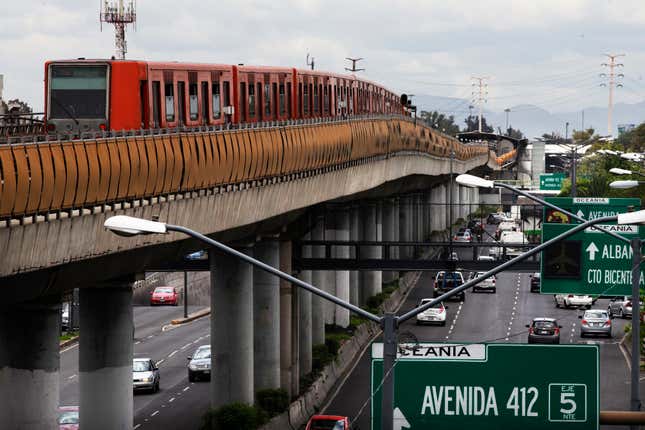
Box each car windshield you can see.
[58,411,79,424]
[420,299,442,308]
[534,321,556,329]
[309,419,345,430]
[133,360,151,372]
[155,287,173,294]
[194,347,211,359]
[585,311,607,319]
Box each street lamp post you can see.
[104,210,645,429]
[460,174,643,424]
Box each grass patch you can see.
[60,331,79,342]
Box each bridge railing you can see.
[0,116,488,220]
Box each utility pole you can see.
[344,57,365,73]
[600,53,625,137]
[471,76,489,132]
[504,108,511,134]
[306,53,315,71]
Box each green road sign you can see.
[540,222,644,295]
[371,343,598,430]
[540,173,566,191]
[543,197,641,224]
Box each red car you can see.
[58,406,79,430]
[305,415,350,430]
[150,286,178,306]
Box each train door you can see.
[177,81,186,126]
[151,81,161,128]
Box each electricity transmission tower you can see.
[100,0,137,60]
[471,76,489,132]
[345,58,365,72]
[600,53,625,137]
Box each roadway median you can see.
[169,307,211,325]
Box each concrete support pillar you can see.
[382,198,397,284]
[311,214,326,345]
[392,198,400,262]
[210,246,254,407]
[0,298,60,430]
[254,238,280,391]
[438,184,447,231]
[360,202,382,305]
[399,195,413,260]
[324,216,336,326]
[416,194,424,242]
[349,206,360,306]
[430,187,441,233]
[459,185,466,220]
[279,240,299,396]
[298,232,312,380]
[334,209,350,328]
[79,285,133,430]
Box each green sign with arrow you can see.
[371,343,598,430]
[540,173,566,191]
[543,197,640,224]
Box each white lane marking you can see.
[180,343,192,350]
[505,337,509,341]
[68,374,77,380]
[157,359,165,365]
[183,386,190,392]
[135,341,141,345]
[169,397,176,403]
[61,344,79,353]
[134,424,142,429]
[151,410,159,417]
[205,334,210,337]
[168,350,178,358]
[147,335,154,339]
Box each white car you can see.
[454,231,473,243]
[133,358,160,393]
[554,294,593,309]
[470,271,496,293]
[416,299,447,326]
[477,255,495,262]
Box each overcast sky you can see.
[2,0,645,116]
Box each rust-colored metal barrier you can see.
[0,118,487,220]
[600,410,645,425]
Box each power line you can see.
[600,53,625,136]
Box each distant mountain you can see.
[414,94,645,139]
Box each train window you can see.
[212,83,221,119]
[223,81,230,108]
[189,83,199,121]
[264,83,271,117]
[257,83,262,119]
[303,84,309,115]
[287,83,292,118]
[313,84,319,114]
[239,82,246,120]
[279,84,285,116]
[349,87,354,113]
[248,84,255,117]
[298,83,302,117]
[272,82,277,119]
[201,82,209,124]
[323,85,328,114]
[164,83,175,122]
[177,82,186,125]
[152,81,161,127]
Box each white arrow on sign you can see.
[394,407,411,430]
[586,242,599,261]
[576,210,585,219]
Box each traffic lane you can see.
[134,305,206,341]
[59,309,210,414]
[133,378,210,430]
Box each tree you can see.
[506,126,524,140]
[419,110,460,136]
[464,115,493,133]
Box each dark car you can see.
[487,213,503,225]
[433,271,466,302]
[529,273,540,293]
[526,317,562,344]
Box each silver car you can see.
[188,344,211,381]
[608,296,643,319]
[469,271,496,293]
[579,309,612,338]
[133,358,160,393]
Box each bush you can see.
[256,388,289,418]
[200,403,267,430]
[312,343,334,370]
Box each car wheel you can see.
[440,321,446,327]
[607,307,612,318]
[154,380,159,393]
[188,372,196,382]
[619,308,624,318]
[580,332,585,338]
[564,300,570,309]
[492,288,497,293]
[461,294,466,302]
[554,298,560,308]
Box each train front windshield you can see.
[49,64,108,120]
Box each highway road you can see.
[60,305,211,430]
[324,240,639,430]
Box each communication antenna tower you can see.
[471,76,489,132]
[100,0,137,60]
[306,53,315,70]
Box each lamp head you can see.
[609,167,632,175]
[609,180,640,190]
[104,215,168,237]
[617,209,645,225]
[455,174,495,189]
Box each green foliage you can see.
[420,110,460,136]
[505,126,524,140]
[464,115,494,133]
[312,343,334,371]
[255,388,289,418]
[200,403,267,430]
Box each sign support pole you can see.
[380,313,397,430]
[631,237,642,428]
